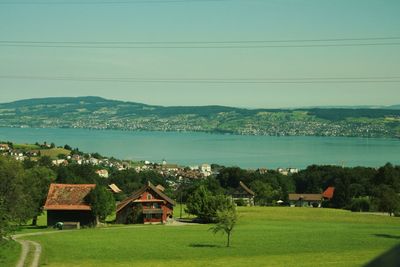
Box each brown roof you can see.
[44,183,96,211]
[117,181,175,212]
[239,181,255,196]
[288,193,323,201]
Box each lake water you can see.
[0,127,398,169]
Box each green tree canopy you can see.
[85,186,115,223]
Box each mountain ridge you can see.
[0,96,399,138]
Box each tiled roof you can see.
[44,183,96,211]
[288,193,323,201]
[322,187,335,199]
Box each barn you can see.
[116,182,174,224]
[231,181,255,206]
[44,183,97,227]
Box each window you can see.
[147,194,152,200]
[153,203,159,209]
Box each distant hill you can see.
[0,97,399,138]
[386,104,400,110]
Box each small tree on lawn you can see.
[85,186,115,225]
[209,208,238,247]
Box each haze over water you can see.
[0,127,398,169]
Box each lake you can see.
[0,127,399,169]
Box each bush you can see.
[234,199,246,206]
[312,202,319,208]
[349,198,370,212]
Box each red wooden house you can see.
[116,182,175,224]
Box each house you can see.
[96,169,109,178]
[322,187,335,200]
[200,163,212,177]
[0,144,10,151]
[52,159,68,166]
[44,183,97,227]
[288,193,323,207]
[231,181,255,206]
[116,182,175,224]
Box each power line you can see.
[1,36,400,44]
[0,0,236,5]
[1,75,400,84]
[1,42,399,49]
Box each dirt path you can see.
[12,233,46,267]
[13,238,29,267]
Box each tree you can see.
[23,166,55,225]
[0,156,34,235]
[64,144,72,150]
[374,185,400,216]
[0,197,12,238]
[250,180,278,205]
[38,156,53,168]
[186,185,234,223]
[85,186,115,224]
[209,208,238,247]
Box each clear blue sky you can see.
[0,0,399,108]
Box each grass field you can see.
[39,148,71,159]
[0,240,20,267]
[13,143,41,150]
[13,207,399,267]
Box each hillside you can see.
[0,97,399,138]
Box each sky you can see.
[0,0,399,108]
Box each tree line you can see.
[1,153,399,240]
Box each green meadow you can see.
[7,207,398,267]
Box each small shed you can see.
[44,183,96,227]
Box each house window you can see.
[147,194,152,200]
[153,203,159,209]
[146,214,152,220]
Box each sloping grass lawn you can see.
[24,207,400,267]
[39,148,70,159]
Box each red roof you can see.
[44,183,96,211]
[322,187,335,199]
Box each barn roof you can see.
[288,193,323,201]
[44,183,96,211]
[322,187,335,199]
[238,181,255,196]
[117,182,175,212]
[108,183,122,193]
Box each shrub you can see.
[234,199,246,206]
[349,198,370,212]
